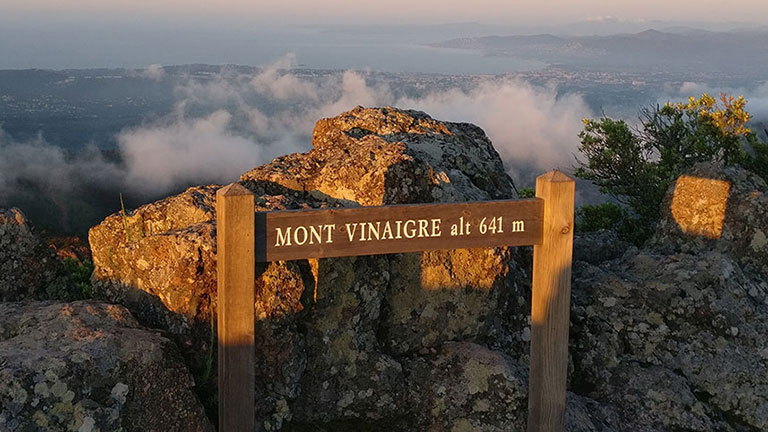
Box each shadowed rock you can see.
[0,301,212,431]
[572,164,768,432]
[0,207,74,301]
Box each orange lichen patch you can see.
[72,327,105,341]
[308,258,319,302]
[105,304,129,321]
[59,305,75,316]
[670,175,731,239]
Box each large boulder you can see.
[567,163,768,430]
[571,248,768,429]
[0,208,74,301]
[403,342,528,431]
[89,185,221,370]
[652,161,768,275]
[240,105,515,206]
[0,301,212,431]
[89,107,530,430]
[241,106,521,359]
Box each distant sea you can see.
[0,24,544,74]
[244,29,545,74]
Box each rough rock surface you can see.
[87,108,768,431]
[652,161,768,275]
[573,230,632,265]
[570,163,768,431]
[403,342,528,431]
[0,208,73,301]
[89,107,529,430]
[240,106,515,206]
[0,301,212,431]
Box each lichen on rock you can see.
[88,106,528,430]
[0,301,212,431]
[0,207,78,302]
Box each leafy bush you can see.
[575,203,650,246]
[518,187,535,199]
[742,133,768,181]
[61,257,94,298]
[575,93,767,244]
[576,203,627,232]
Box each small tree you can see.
[575,93,766,244]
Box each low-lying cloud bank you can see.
[118,55,591,192]
[0,55,593,232]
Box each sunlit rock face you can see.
[0,301,212,431]
[0,207,73,301]
[653,162,768,275]
[241,106,515,205]
[89,107,530,430]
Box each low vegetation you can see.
[61,257,94,298]
[574,93,768,244]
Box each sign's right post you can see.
[528,170,575,432]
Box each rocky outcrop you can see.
[570,163,768,430]
[240,106,515,206]
[87,107,768,431]
[573,230,632,265]
[652,161,768,275]
[89,107,528,430]
[0,208,74,301]
[88,185,220,366]
[0,301,212,431]
[404,342,528,431]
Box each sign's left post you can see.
[216,183,255,431]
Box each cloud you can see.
[0,129,122,232]
[118,111,262,194]
[0,131,119,195]
[141,64,166,80]
[152,59,587,184]
[1,53,595,231]
[396,79,590,177]
[678,81,708,95]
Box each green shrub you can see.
[575,203,650,246]
[574,93,768,245]
[741,133,768,181]
[61,257,94,298]
[518,187,535,199]
[576,203,627,232]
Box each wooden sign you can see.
[255,199,544,261]
[216,170,575,432]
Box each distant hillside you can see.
[432,29,768,73]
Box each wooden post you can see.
[528,170,575,432]
[216,183,255,432]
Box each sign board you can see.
[255,199,544,261]
[216,170,575,432]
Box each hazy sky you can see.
[1,0,767,69]
[2,0,767,25]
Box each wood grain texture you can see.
[528,171,575,432]
[255,199,544,262]
[216,183,255,432]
